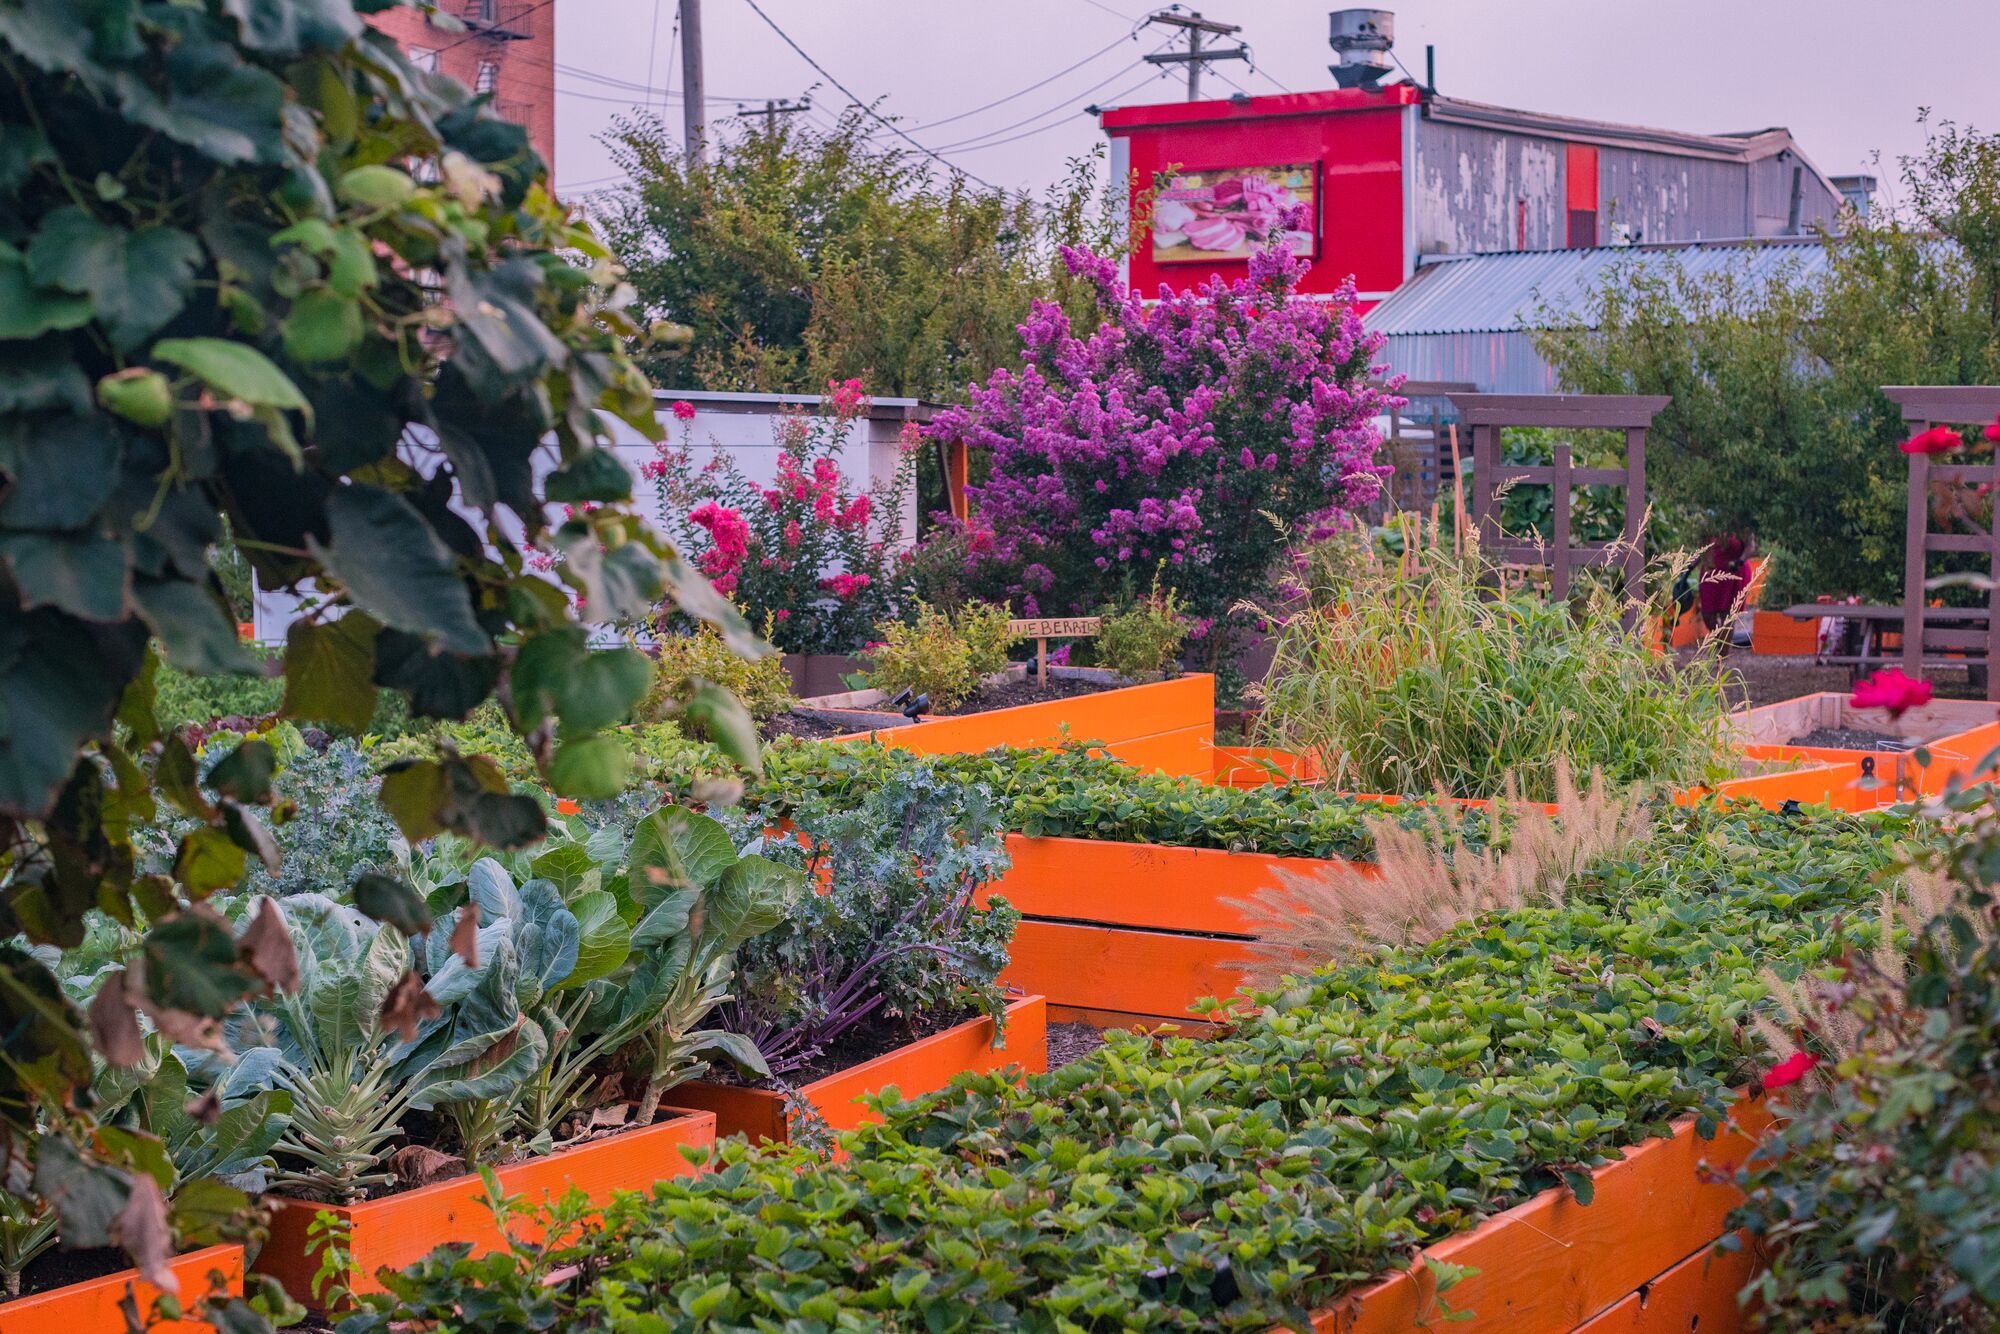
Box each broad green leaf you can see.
[25,208,202,352]
[370,628,498,721]
[627,807,736,905]
[0,346,91,414]
[206,739,276,803]
[132,578,260,675]
[0,410,121,530]
[142,913,255,1014]
[548,734,629,800]
[515,879,580,1000]
[564,890,629,989]
[544,447,633,504]
[684,680,762,773]
[410,1016,547,1113]
[152,337,310,416]
[218,0,360,56]
[629,888,697,951]
[337,164,417,209]
[352,872,430,938]
[281,288,364,363]
[379,760,448,843]
[173,827,248,896]
[709,854,800,947]
[0,531,130,621]
[682,1028,770,1079]
[0,242,90,340]
[282,612,380,731]
[510,627,650,735]
[311,485,489,656]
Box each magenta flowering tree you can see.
[650,381,913,654]
[926,235,1397,647]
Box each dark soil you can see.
[728,1009,977,1088]
[936,674,1113,716]
[1788,726,1920,752]
[1047,1021,1107,1070]
[13,1245,144,1299]
[1677,650,1986,710]
[763,710,861,741]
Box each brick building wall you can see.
[367,1,556,175]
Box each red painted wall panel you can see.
[1105,90,1412,304]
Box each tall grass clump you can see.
[1255,515,1738,801]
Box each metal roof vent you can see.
[1328,9,1395,88]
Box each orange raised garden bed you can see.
[1211,744,1323,787]
[2,1243,243,1334]
[978,833,1371,1027]
[839,674,1217,778]
[254,1108,716,1307]
[1301,1098,1770,1333]
[674,995,1048,1143]
[1727,692,2000,801]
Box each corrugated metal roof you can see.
[1363,239,1830,337]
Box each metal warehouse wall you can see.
[1378,332,1558,396]
[1412,121,1568,255]
[1592,148,1759,245]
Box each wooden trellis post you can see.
[1448,393,1667,626]
[1888,385,2000,701]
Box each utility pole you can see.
[1143,11,1246,101]
[741,98,811,136]
[679,0,705,170]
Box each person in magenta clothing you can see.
[1698,533,1750,635]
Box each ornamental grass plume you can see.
[924,227,1396,644]
[1227,759,1648,989]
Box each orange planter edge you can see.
[254,1107,716,1307]
[1572,1232,1759,1333]
[675,995,1049,1143]
[1304,1098,1771,1334]
[1,1243,243,1334]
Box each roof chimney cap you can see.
[1329,9,1395,88]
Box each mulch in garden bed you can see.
[1046,1021,1107,1070]
[1786,726,1921,752]
[934,674,1113,715]
[12,1246,144,1299]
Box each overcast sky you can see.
[556,0,1998,213]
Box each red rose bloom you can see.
[1851,668,1932,720]
[1901,426,1964,455]
[1763,1051,1820,1090]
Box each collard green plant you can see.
[717,764,1016,1077]
[337,802,1929,1332]
[0,0,762,1256]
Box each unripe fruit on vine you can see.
[96,367,173,427]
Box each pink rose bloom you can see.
[671,400,697,422]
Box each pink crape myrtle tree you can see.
[648,380,914,655]
[923,226,1399,661]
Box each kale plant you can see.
[718,763,1018,1076]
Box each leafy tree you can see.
[0,0,751,1295]
[1537,118,2000,604]
[594,106,1128,400]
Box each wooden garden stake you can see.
[1008,617,1101,681]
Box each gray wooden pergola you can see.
[1894,384,2000,700]
[1449,393,1668,623]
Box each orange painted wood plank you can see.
[1000,920,1249,1021]
[1,1244,242,1334]
[1572,1235,1757,1334]
[255,1109,717,1306]
[676,996,1048,1143]
[1683,761,1875,813]
[1750,611,1819,655]
[1306,1101,1770,1334]
[838,676,1217,775]
[980,834,1364,936]
[1046,1004,1227,1036]
[1213,745,1323,787]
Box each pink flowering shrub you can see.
[651,379,912,653]
[923,234,1397,639]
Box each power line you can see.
[928,42,1172,152]
[431,0,557,56]
[898,27,1142,134]
[946,69,1169,154]
[643,0,664,110]
[736,0,1001,191]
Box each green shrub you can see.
[957,599,1019,679]
[1095,584,1189,680]
[1730,779,2000,1327]
[338,802,1924,1332]
[866,602,979,706]
[1258,523,1737,801]
[643,626,795,729]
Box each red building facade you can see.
[367,2,556,173]
[1101,84,1841,310]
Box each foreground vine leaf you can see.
[0,0,766,1294]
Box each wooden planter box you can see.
[1750,611,1820,656]
[1211,745,1322,787]
[1302,1099,1770,1333]
[1726,692,2000,800]
[839,674,1217,778]
[779,653,869,698]
[675,995,1048,1143]
[254,1108,716,1307]
[2,1243,243,1334]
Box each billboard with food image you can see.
[1151,163,1318,264]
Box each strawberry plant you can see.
[339,802,1928,1332]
